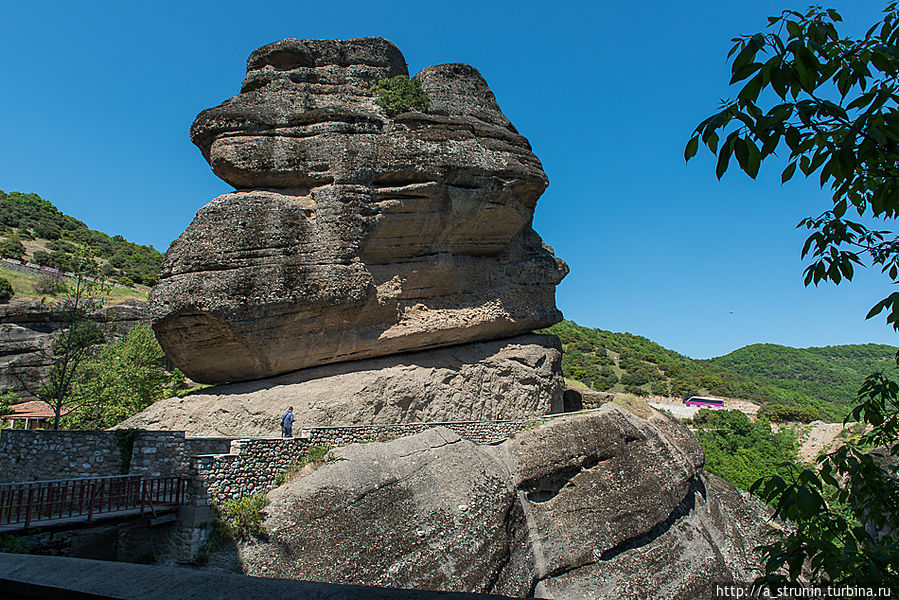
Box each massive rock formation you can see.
[150,37,567,384]
[0,299,149,400]
[234,405,774,599]
[117,333,563,436]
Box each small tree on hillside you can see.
[0,277,13,301]
[27,245,111,429]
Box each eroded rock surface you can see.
[234,405,774,599]
[0,299,148,400]
[116,334,563,436]
[151,37,567,383]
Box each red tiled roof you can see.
[4,401,73,419]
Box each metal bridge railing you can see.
[0,474,188,529]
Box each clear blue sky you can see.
[0,0,894,358]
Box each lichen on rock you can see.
[151,37,567,384]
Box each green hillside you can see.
[0,190,162,288]
[706,344,898,411]
[540,320,897,422]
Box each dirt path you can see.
[782,421,852,463]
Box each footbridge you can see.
[0,474,188,532]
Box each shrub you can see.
[33,224,60,240]
[650,380,670,396]
[0,277,12,301]
[0,236,25,261]
[371,76,430,117]
[758,403,821,423]
[117,276,134,288]
[214,493,269,541]
[170,368,186,391]
[0,534,28,554]
[47,239,76,254]
[33,272,69,296]
[274,446,334,486]
[301,445,332,466]
[31,250,52,266]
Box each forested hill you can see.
[540,320,898,422]
[0,190,162,286]
[706,343,898,412]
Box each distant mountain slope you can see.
[540,320,896,422]
[705,343,898,409]
[0,190,162,287]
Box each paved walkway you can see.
[0,554,516,600]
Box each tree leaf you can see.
[685,136,699,162]
[782,161,797,183]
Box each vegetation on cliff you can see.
[0,190,162,287]
[371,76,431,116]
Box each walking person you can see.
[281,406,294,438]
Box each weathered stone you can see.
[0,299,149,400]
[233,405,775,598]
[116,334,564,436]
[151,37,567,383]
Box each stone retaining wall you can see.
[0,430,123,483]
[0,417,570,504]
[0,430,234,483]
[190,417,549,505]
[0,416,586,563]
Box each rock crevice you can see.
[232,406,775,599]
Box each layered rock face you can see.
[0,300,149,400]
[151,37,567,383]
[117,334,564,435]
[235,405,773,599]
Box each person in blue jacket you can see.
[281,407,294,438]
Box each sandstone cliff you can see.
[0,299,149,400]
[232,405,774,599]
[150,37,567,384]
[117,334,563,435]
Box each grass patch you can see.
[175,383,212,398]
[274,446,334,486]
[0,266,148,303]
[564,377,590,391]
[611,393,653,418]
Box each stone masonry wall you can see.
[0,430,235,483]
[0,417,571,563]
[0,430,123,483]
[190,417,549,505]
[0,418,561,504]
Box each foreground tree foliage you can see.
[64,323,170,430]
[688,3,899,585]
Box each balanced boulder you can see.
[150,37,567,383]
